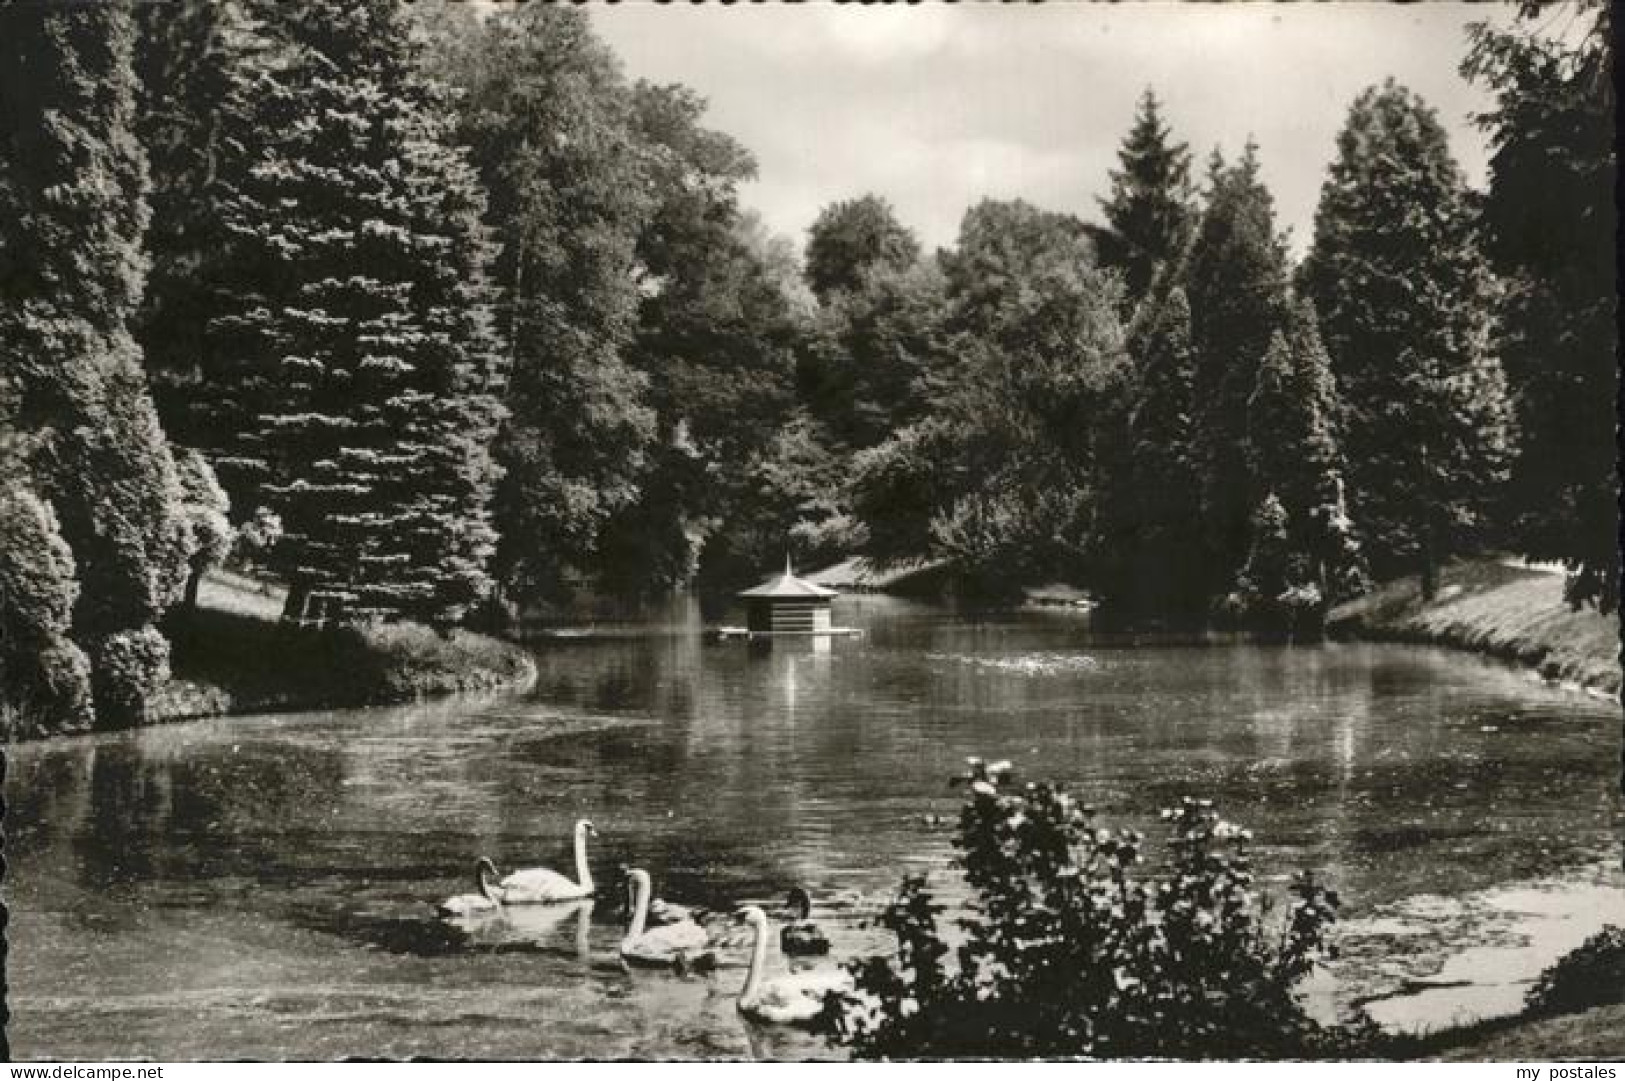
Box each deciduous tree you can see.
[424,4,656,605]
[804,194,921,304]
[1463,2,1615,610]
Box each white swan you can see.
[496,899,595,960]
[620,866,724,928]
[735,905,852,1027]
[435,856,504,918]
[620,867,716,970]
[495,819,598,904]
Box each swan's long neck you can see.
[477,860,499,902]
[574,826,594,892]
[574,902,592,961]
[628,874,650,939]
[740,916,769,1006]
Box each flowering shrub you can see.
[818,757,1361,1059]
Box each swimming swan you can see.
[495,819,599,904]
[434,856,504,918]
[619,865,734,935]
[620,867,716,971]
[735,905,851,1027]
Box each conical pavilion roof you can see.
[737,555,838,599]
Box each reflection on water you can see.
[5,595,1621,1058]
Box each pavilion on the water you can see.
[737,556,837,634]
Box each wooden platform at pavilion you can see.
[708,625,865,641]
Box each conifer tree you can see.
[1182,142,1294,599]
[0,3,190,726]
[1229,494,1299,636]
[1117,286,1205,618]
[201,0,505,624]
[0,376,94,737]
[1245,308,1364,614]
[1094,88,1198,310]
[1301,81,1512,597]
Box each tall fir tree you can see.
[1243,305,1365,615]
[200,0,506,624]
[1113,286,1206,619]
[1463,3,1616,611]
[0,3,190,727]
[1182,142,1294,600]
[1093,88,1199,312]
[1301,80,1512,598]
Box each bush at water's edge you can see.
[16,570,538,738]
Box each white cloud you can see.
[814,4,957,63]
[594,3,1505,256]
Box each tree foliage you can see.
[1463,2,1616,611]
[1242,308,1366,614]
[818,758,1355,1059]
[803,258,949,451]
[132,0,241,448]
[804,194,922,304]
[849,200,1129,598]
[0,2,189,726]
[0,481,94,739]
[1105,285,1207,620]
[1183,143,1295,599]
[1301,80,1512,597]
[198,0,506,625]
[600,85,811,595]
[425,4,657,606]
[1094,88,1199,310]
[173,447,234,613]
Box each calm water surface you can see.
[6,596,1621,1058]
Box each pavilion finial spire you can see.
[785,550,794,578]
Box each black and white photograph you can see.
[0,0,1619,1063]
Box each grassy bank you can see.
[149,570,536,724]
[1383,1003,1625,1061]
[1327,557,1621,697]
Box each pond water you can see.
[5,596,1621,1059]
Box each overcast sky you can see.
[592,2,1514,257]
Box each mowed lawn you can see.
[154,569,535,722]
